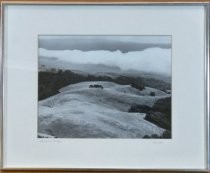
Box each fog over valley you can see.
[39,47,171,76]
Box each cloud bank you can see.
[39,47,171,75]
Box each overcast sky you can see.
[39,35,171,53]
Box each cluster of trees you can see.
[89,84,104,89]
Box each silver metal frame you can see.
[0,1,209,171]
[205,3,210,172]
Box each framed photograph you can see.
[0,0,209,171]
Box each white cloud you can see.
[39,47,171,75]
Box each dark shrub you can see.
[142,130,171,139]
[144,112,171,130]
[131,81,145,91]
[153,97,171,121]
[150,91,155,96]
[161,130,171,138]
[129,105,152,113]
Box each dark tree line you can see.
[39,69,146,100]
[39,69,171,101]
[143,78,171,92]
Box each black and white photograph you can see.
[38,35,172,138]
